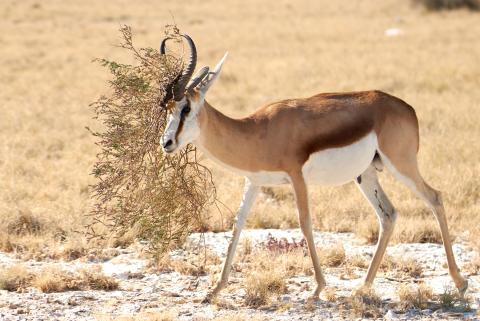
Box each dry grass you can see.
[397,283,434,309]
[32,266,78,292]
[347,287,384,319]
[0,264,117,293]
[381,255,423,278]
[355,215,443,245]
[322,287,338,302]
[470,228,480,253]
[282,251,313,276]
[242,240,346,280]
[435,286,472,311]
[238,237,253,260]
[212,315,265,321]
[169,251,221,276]
[244,269,287,307]
[0,0,479,257]
[240,245,312,277]
[395,284,472,313]
[239,244,299,307]
[148,250,221,276]
[347,254,369,269]
[355,217,380,244]
[462,255,480,275]
[0,264,33,292]
[319,243,346,267]
[53,240,89,261]
[80,266,119,291]
[393,217,443,244]
[97,310,177,321]
[437,286,457,309]
[6,209,46,236]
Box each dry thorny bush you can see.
[88,25,216,257]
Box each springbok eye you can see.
[182,104,191,115]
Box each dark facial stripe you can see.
[175,115,185,142]
[174,102,190,141]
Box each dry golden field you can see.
[0,0,479,258]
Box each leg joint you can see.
[432,189,443,208]
[373,189,396,221]
[380,210,397,231]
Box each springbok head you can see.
[160,34,227,154]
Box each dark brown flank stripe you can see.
[301,116,374,163]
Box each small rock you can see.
[385,27,404,37]
[16,308,28,315]
[280,294,291,302]
[385,309,398,320]
[71,306,89,314]
[421,309,432,315]
[67,297,79,306]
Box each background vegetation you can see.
[0,0,479,258]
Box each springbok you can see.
[159,34,468,302]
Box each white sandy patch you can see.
[0,229,479,320]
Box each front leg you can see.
[203,178,259,303]
[289,170,326,300]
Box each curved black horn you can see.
[159,34,197,101]
[173,34,197,100]
[160,37,171,55]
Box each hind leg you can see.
[355,165,397,286]
[379,151,468,296]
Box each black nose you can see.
[163,139,173,149]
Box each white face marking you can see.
[160,95,203,154]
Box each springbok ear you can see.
[186,66,210,92]
[199,52,228,95]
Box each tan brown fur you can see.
[196,90,418,173]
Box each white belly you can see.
[302,131,378,186]
[249,132,378,186]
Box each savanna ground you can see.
[0,0,479,320]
